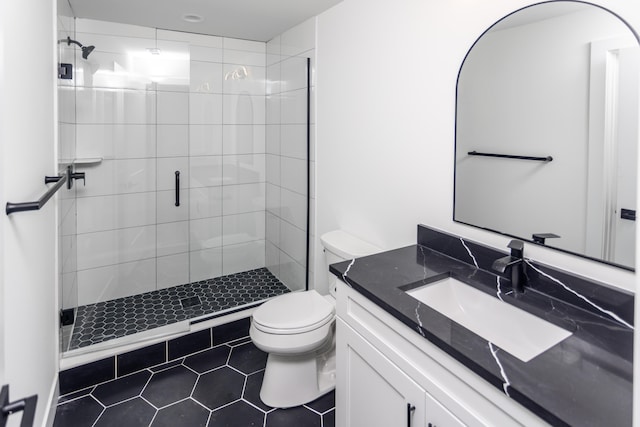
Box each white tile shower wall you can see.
[76,124,156,159]
[77,258,157,305]
[72,20,269,305]
[200,30,268,275]
[58,14,78,310]
[264,17,317,292]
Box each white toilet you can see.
[250,230,380,408]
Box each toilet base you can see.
[259,336,336,408]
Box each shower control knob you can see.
[70,172,86,186]
[66,165,86,189]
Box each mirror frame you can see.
[453,0,640,272]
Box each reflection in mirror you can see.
[454,1,639,270]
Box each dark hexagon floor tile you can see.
[228,342,267,375]
[323,409,335,427]
[93,370,152,406]
[142,365,197,408]
[150,398,209,427]
[192,367,245,410]
[305,390,335,414]
[54,396,103,427]
[208,400,264,427]
[242,370,271,412]
[149,358,183,373]
[94,397,155,427]
[229,336,252,346]
[265,406,322,427]
[58,386,93,404]
[183,345,230,374]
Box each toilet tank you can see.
[320,230,381,295]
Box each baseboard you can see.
[43,374,59,427]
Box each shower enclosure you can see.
[57,18,310,356]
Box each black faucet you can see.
[492,240,526,293]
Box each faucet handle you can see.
[507,240,524,258]
[508,240,524,250]
[532,233,560,244]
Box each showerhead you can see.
[81,45,95,59]
[60,36,95,59]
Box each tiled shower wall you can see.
[265,18,317,292]
[57,9,78,313]
[66,20,270,307]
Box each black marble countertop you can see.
[330,230,633,427]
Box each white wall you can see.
[315,0,639,294]
[1,0,59,425]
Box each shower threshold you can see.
[64,267,290,351]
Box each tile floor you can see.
[54,337,335,427]
[67,268,289,350]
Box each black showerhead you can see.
[61,36,95,59]
[81,45,95,59]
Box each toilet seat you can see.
[252,291,335,335]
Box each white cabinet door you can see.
[337,318,426,427]
[425,392,466,427]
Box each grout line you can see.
[90,406,106,427]
[209,398,243,413]
[241,398,271,415]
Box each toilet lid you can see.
[253,291,335,335]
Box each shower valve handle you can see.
[66,166,86,189]
[70,172,85,186]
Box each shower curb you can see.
[59,317,251,395]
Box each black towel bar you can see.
[5,174,67,215]
[468,151,553,162]
[1,385,37,427]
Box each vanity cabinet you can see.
[335,280,548,427]
[339,317,464,427]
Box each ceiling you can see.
[67,0,342,42]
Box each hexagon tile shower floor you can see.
[67,268,290,350]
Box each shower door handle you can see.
[175,171,180,207]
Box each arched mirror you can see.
[454,1,640,270]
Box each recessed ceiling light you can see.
[183,14,204,23]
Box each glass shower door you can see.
[59,19,310,356]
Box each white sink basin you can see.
[406,277,572,362]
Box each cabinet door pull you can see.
[174,171,180,207]
[407,403,416,427]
